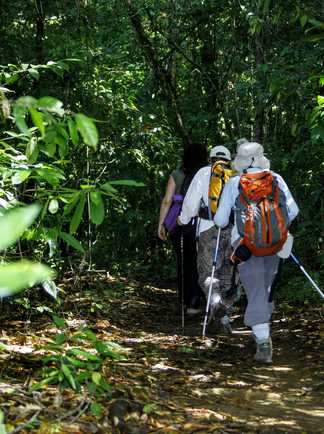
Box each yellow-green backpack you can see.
[208,161,236,217]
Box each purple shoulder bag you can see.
[163,194,183,233]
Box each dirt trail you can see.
[0,275,323,433]
[105,278,324,433]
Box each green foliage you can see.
[0,409,6,434]
[32,322,125,396]
[0,205,39,251]
[0,204,54,297]
[0,0,322,287]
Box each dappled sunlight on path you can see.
[98,276,324,433]
[0,273,323,433]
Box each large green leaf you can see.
[100,182,118,194]
[12,105,28,133]
[11,170,31,185]
[60,232,85,253]
[62,191,80,215]
[61,362,77,390]
[0,205,40,251]
[35,166,65,187]
[70,193,86,234]
[89,191,105,225]
[37,97,64,116]
[26,137,39,163]
[0,409,7,434]
[0,261,55,297]
[75,114,98,150]
[29,107,45,137]
[16,96,37,108]
[68,119,79,146]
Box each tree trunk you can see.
[35,0,45,64]
[126,0,192,148]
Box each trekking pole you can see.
[202,227,221,337]
[180,231,185,330]
[290,253,324,299]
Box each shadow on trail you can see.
[102,276,324,433]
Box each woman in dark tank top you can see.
[158,143,207,313]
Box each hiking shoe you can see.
[207,295,226,326]
[220,314,233,334]
[254,338,273,363]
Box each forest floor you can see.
[0,272,323,433]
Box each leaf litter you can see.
[0,272,323,433]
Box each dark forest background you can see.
[0,0,323,301]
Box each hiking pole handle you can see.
[290,253,324,299]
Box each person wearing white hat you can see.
[209,145,231,162]
[214,139,299,363]
[178,145,237,328]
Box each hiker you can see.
[178,145,237,330]
[158,143,207,314]
[214,139,299,363]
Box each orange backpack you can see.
[235,171,289,256]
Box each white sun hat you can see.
[232,139,270,172]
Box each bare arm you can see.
[158,175,176,240]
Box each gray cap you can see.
[210,145,231,161]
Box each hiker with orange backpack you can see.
[178,145,237,331]
[214,139,299,363]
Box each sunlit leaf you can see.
[52,315,66,328]
[0,205,40,251]
[29,107,45,137]
[37,97,64,116]
[68,119,79,146]
[11,170,31,185]
[26,137,39,163]
[28,68,40,80]
[92,372,102,385]
[90,402,103,418]
[16,96,37,108]
[0,409,6,434]
[89,191,105,225]
[75,113,98,150]
[70,193,86,234]
[100,182,118,194]
[0,261,55,297]
[12,105,28,133]
[60,232,85,253]
[42,280,58,299]
[61,363,77,390]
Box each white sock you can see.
[252,323,270,342]
[204,277,220,290]
[211,293,221,306]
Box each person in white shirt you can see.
[214,139,299,363]
[179,145,237,331]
